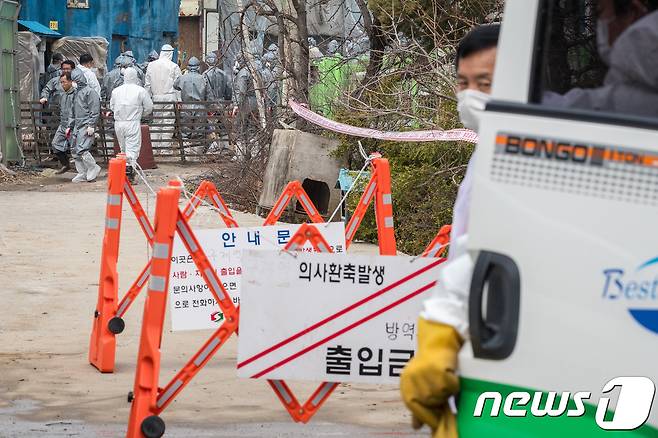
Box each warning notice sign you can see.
[168,223,346,331]
[237,251,443,384]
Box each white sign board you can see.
[168,223,346,331]
[237,251,443,384]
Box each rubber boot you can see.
[54,152,71,174]
[126,165,136,184]
[82,151,101,182]
[71,158,87,183]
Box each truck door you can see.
[458,0,658,436]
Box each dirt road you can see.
[0,166,422,437]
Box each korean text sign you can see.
[237,251,442,384]
[168,223,346,331]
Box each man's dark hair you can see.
[79,53,94,65]
[614,0,658,13]
[62,60,76,69]
[60,71,72,81]
[455,24,501,69]
[52,53,64,63]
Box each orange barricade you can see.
[127,181,240,437]
[422,224,452,259]
[89,156,237,373]
[344,154,397,255]
[263,180,325,225]
[264,223,338,423]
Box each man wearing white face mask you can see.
[544,0,658,118]
[400,24,499,438]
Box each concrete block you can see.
[259,129,344,220]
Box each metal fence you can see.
[19,99,248,163]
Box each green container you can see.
[0,0,21,164]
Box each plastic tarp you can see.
[51,36,109,79]
[18,31,41,101]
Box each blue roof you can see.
[17,20,61,37]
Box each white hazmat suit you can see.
[110,68,153,166]
[144,44,182,150]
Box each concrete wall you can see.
[259,129,344,220]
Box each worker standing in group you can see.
[145,44,182,149]
[174,56,214,139]
[70,68,101,183]
[260,54,278,114]
[140,50,159,75]
[399,24,500,438]
[40,53,64,92]
[49,71,77,174]
[203,52,231,102]
[122,50,145,85]
[40,60,75,108]
[102,55,124,102]
[231,52,258,156]
[78,53,102,100]
[110,67,153,183]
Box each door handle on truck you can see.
[469,251,520,360]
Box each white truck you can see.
[458,0,658,436]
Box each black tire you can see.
[141,415,165,438]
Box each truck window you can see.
[534,0,658,121]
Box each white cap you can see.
[161,44,174,52]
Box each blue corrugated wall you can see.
[19,0,181,67]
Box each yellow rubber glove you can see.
[400,318,463,438]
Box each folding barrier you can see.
[344,153,397,255]
[421,224,452,259]
[127,182,241,437]
[89,156,238,373]
[124,153,407,435]
[125,157,401,433]
[262,180,325,225]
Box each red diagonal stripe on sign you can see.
[251,281,436,378]
[238,258,443,369]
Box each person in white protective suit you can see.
[399,24,500,438]
[110,67,153,183]
[70,68,102,183]
[145,44,182,151]
[543,0,658,118]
